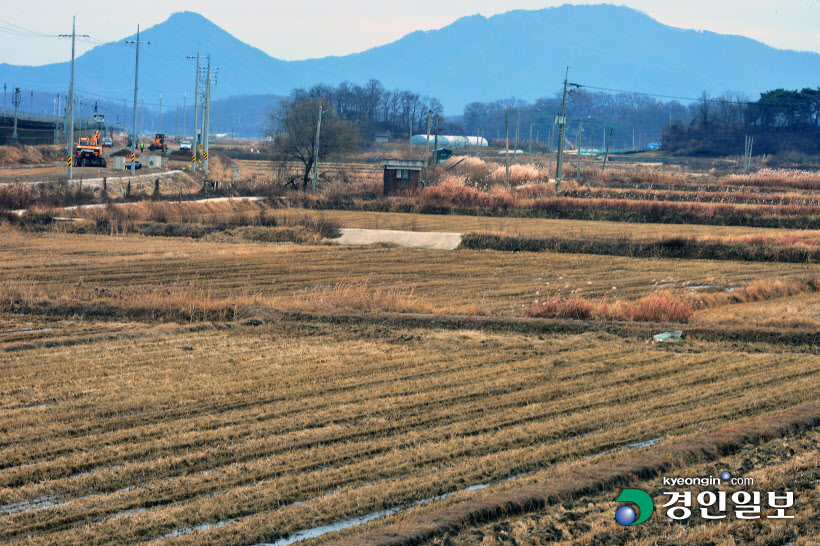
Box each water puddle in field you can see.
[0,485,137,516]
[0,327,55,335]
[588,437,661,458]
[0,496,57,515]
[687,285,714,290]
[254,483,493,546]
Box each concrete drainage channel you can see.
[325,228,463,250]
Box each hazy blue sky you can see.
[1,0,818,66]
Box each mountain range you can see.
[1,4,819,133]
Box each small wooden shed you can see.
[379,159,425,196]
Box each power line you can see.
[576,83,760,107]
[0,17,58,38]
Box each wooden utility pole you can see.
[311,104,323,192]
[505,111,510,186]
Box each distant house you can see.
[374,134,390,144]
[379,159,425,196]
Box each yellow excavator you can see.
[75,131,107,167]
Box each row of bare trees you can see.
[288,80,444,138]
[459,89,691,150]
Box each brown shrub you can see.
[525,291,693,323]
[419,181,517,210]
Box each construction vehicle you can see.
[148,133,167,152]
[75,131,107,167]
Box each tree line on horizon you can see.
[662,88,820,157]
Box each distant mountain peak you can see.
[1,4,818,116]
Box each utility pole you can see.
[122,98,126,134]
[555,68,579,191]
[477,129,482,159]
[126,25,149,175]
[105,98,109,137]
[29,90,33,114]
[187,43,200,147]
[12,87,21,141]
[59,17,87,178]
[182,93,187,139]
[158,94,162,134]
[202,56,215,175]
[141,98,144,137]
[602,128,613,172]
[433,114,439,171]
[514,110,519,165]
[311,103,323,192]
[505,111,510,186]
[577,119,582,184]
[424,110,431,164]
[53,98,58,144]
[744,135,754,174]
[528,122,533,164]
[175,103,179,140]
[3,82,6,110]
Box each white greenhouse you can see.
[410,135,488,148]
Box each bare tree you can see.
[267,96,360,190]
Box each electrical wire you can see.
[0,17,58,38]
[576,83,772,107]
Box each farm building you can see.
[379,159,425,196]
[374,134,390,144]
[410,135,488,148]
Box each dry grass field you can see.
[3,151,820,544]
[3,315,820,545]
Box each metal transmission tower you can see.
[12,87,21,141]
[554,68,580,191]
[126,26,149,175]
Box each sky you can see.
[0,0,818,66]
